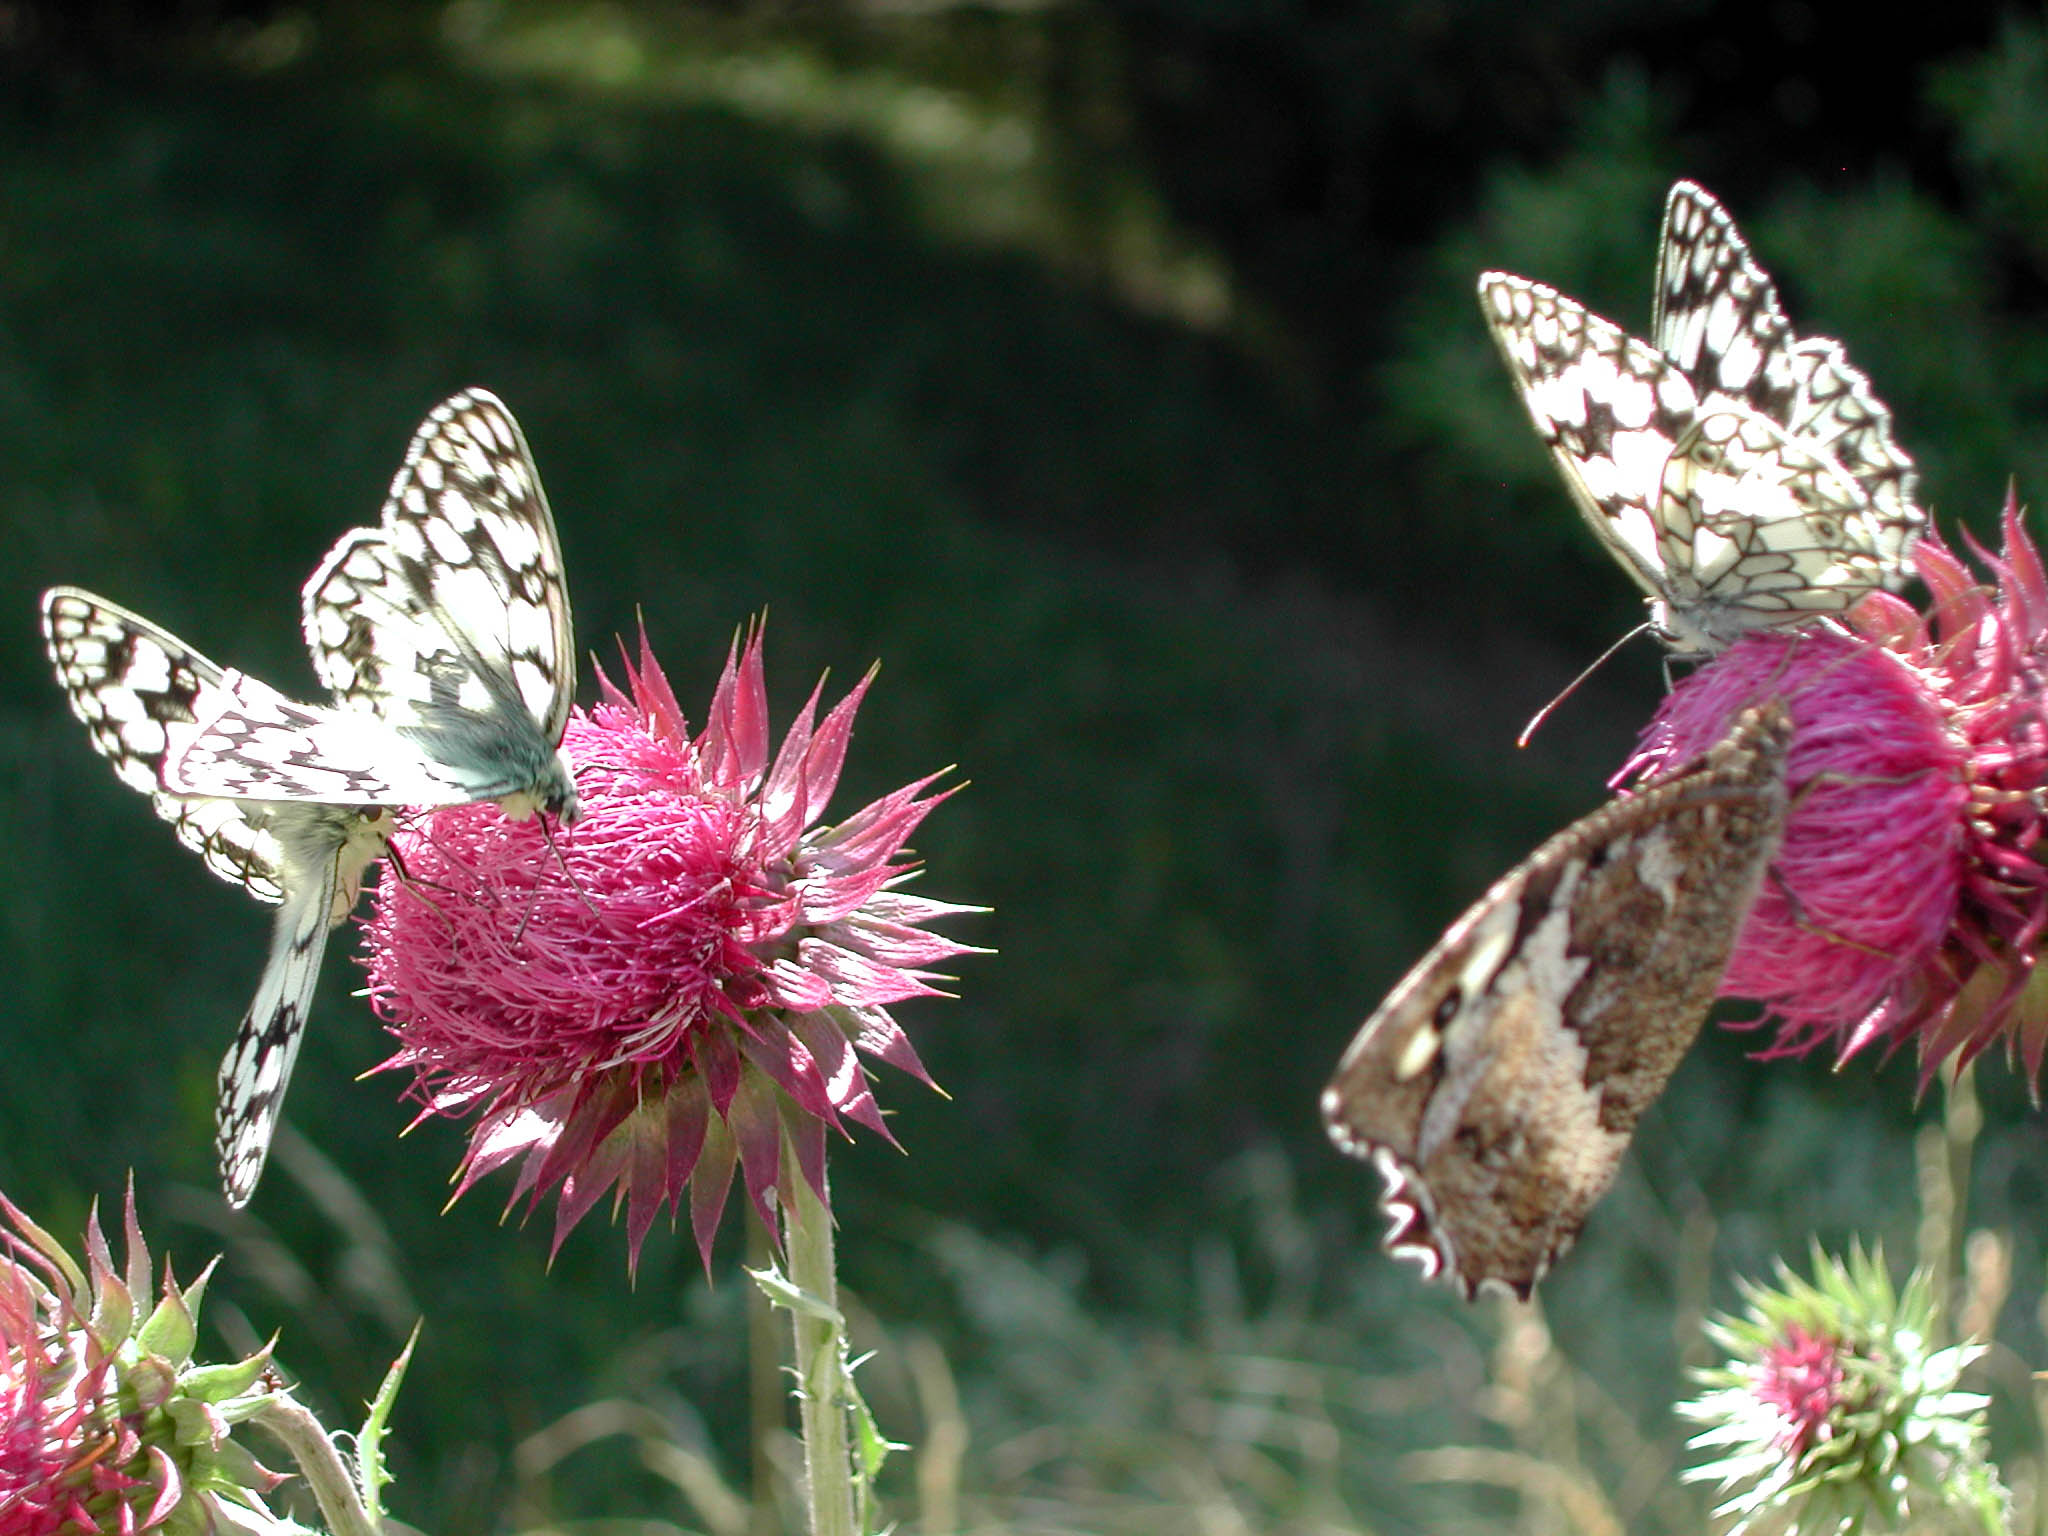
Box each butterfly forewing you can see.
[42,587,287,902]
[1478,272,1701,605]
[300,389,578,814]
[1321,702,1792,1298]
[1655,180,1921,540]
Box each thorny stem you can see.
[783,1152,856,1536]
[251,1394,380,1536]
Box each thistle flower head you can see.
[1681,1244,2005,1534]
[364,624,981,1271]
[1621,497,2048,1084]
[0,1183,288,1536]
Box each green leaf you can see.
[357,1319,421,1521]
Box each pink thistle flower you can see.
[1750,1325,1845,1457]
[364,624,981,1270]
[1682,1245,2002,1529]
[1622,494,2048,1083]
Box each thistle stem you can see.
[251,1394,380,1536]
[783,1156,856,1536]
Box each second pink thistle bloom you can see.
[363,627,980,1268]
[1623,497,2048,1082]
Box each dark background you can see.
[3,3,2046,1530]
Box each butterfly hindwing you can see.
[1321,702,1793,1298]
[215,805,392,1207]
[161,674,493,806]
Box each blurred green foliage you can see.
[7,2,2048,1529]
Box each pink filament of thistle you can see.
[1620,631,1968,1036]
[369,711,787,1090]
[1753,1325,1845,1454]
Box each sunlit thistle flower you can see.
[1621,497,2048,1083]
[1681,1244,2004,1534]
[364,625,980,1269]
[0,1184,288,1536]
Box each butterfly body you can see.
[1322,701,1792,1298]
[1480,180,1923,657]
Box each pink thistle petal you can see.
[729,1073,785,1231]
[758,677,828,862]
[830,1004,938,1088]
[738,1023,840,1127]
[769,671,875,863]
[629,628,692,743]
[792,1014,894,1140]
[763,958,838,1014]
[692,1028,744,1119]
[139,1447,180,1528]
[363,621,980,1268]
[664,1079,711,1206]
[799,939,950,1006]
[829,911,982,969]
[702,628,772,791]
[690,1119,739,1267]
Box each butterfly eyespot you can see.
[1432,990,1462,1027]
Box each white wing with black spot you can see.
[1653,180,1921,558]
[43,587,287,901]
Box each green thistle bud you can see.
[1680,1242,2007,1535]
[0,1184,294,1536]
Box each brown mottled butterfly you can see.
[1321,701,1792,1298]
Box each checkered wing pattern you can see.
[1653,179,1921,565]
[1479,191,1918,659]
[302,389,578,817]
[40,586,392,1206]
[42,587,286,901]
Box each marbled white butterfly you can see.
[163,389,580,823]
[47,389,581,1206]
[1479,180,1924,658]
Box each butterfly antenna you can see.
[380,832,466,943]
[1517,621,1655,748]
[538,812,600,921]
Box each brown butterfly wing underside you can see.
[1321,702,1792,1299]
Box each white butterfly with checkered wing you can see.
[162,389,581,823]
[41,588,393,1207]
[1479,181,1925,658]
